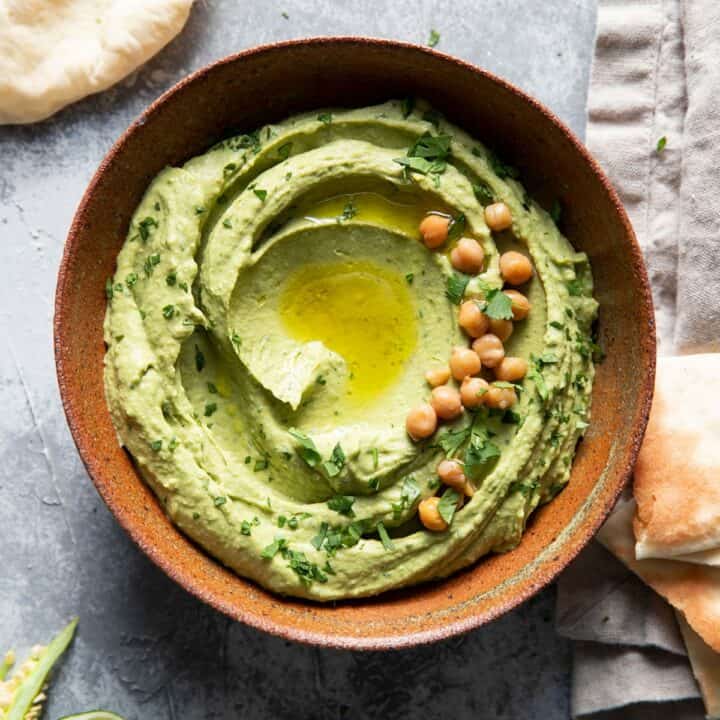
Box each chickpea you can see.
[489,317,514,342]
[495,356,528,382]
[437,459,466,492]
[419,214,450,249]
[471,333,505,369]
[406,403,438,441]
[425,365,451,387]
[484,202,513,232]
[431,385,463,421]
[458,300,490,338]
[449,347,482,381]
[499,251,533,285]
[484,384,518,410]
[460,376,489,408]
[450,237,485,274]
[418,496,448,532]
[503,289,531,320]
[463,480,475,498]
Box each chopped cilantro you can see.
[254,457,269,472]
[327,494,355,517]
[464,428,501,479]
[222,218,233,229]
[143,253,161,277]
[162,304,175,319]
[261,538,288,559]
[322,443,346,478]
[214,496,227,507]
[150,439,162,452]
[207,382,218,394]
[288,428,322,467]
[126,272,138,288]
[428,29,440,47]
[567,278,584,296]
[253,188,267,202]
[401,97,415,118]
[489,152,519,180]
[317,112,333,125]
[377,522,395,550]
[311,522,329,550]
[405,272,414,285]
[393,132,451,179]
[137,216,158,243]
[105,277,114,300]
[194,345,205,372]
[340,200,357,222]
[204,402,217,417]
[277,142,293,160]
[240,520,252,536]
[166,271,177,286]
[656,135,667,153]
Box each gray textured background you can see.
[0,1,597,717]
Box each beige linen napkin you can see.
[556,0,720,717]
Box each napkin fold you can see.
[556,0,720,717]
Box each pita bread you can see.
[633,354,720,561]
[676,612,720,719]
[598,499,720,654]
[0,0,193,125]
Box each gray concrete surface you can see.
[0,1,597,717]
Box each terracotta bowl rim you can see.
[54,36,656,650]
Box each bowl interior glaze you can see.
[54,38,655,650]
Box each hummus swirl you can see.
[104,100,598,600]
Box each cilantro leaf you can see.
[253,188,267,202]
[437,488,461,526]
[464,430,501,479]
[317,112,332,125]
[489,152,519,180]
[656,135,667,153]
[428,29,440,48]
[567,278,584,296]
[435,424,471,457]
[484,288,514,320]
[472,181,494,206]
[446,272,470,304]
[447,213,466,242]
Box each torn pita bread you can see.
[633,354,720,562]
[676,612,720,720]
[598,498,720,654]
[0,0,193,124]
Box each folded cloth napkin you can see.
[556,0,720,717]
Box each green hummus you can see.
[104,100,598,600]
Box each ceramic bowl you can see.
[55,37,655,649]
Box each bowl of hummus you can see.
[55,38,655,648]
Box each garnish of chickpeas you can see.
[489,317,514,342]
[406,403,438,441]
[450,237,485,274]
[425,365,451,387]
[484,384,518,409]
[437,459,466,492]
[495,357,528,382]
[418,496,448,532]
[499,251,533,285]
[460,376,489,408]
[449,346,482,381]
[471,333,504,369]
[463,480,476,497]
[503,289,531,320]
[430,385,463,420]
[484,202,513,232]
[458,300,490,338]
[419,214,450,249]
